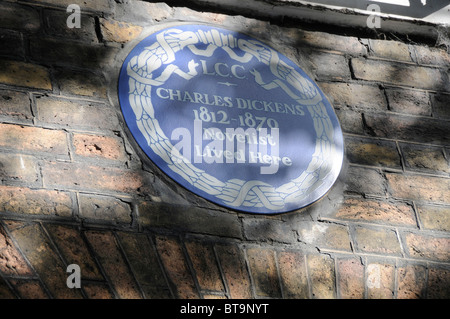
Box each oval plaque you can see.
[118,24,344,214]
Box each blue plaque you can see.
[118,24,344,214]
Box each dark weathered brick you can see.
[246,248,281,298]
[427,267,450,298]
[0,59,51,90]
[345,166,386,197]
[344,136,401,169]
[155,235,199,299]
[363,112,450,145]
[139,202,242,238]
[214,244,252,299]
[117,232,170,298]
[0,89,32,121]
[430,92,450,120]
[85,230,142,299]
[185,241,224,292]
[30,37,118,70]
[243,218,296,243]
[10,280,49,299]
[43,9,97,43]
[400,143,449,175]
[385,88,431,116]
[0,2,40,32]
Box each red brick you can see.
[337,257,364,299]
[83,282,115,299]
[0,2,40,32]
[278,251,309,298]
[351,58,449,91]
[427,267,450,298]
[0,89,32,121]
[0,277,15,299]
[353,226,402,256]
[10,280,49,299]
[7,222,83,298]
[44,224,103,280]
[35,96,119,131]
[85,230,142,299]
[155,236,199,299]
[185,241,224,292]
[73,133,127,161]
[0,224,33,276]
[307,254,336,299]
[386,173,450,204]
[404,232,450,262]
[431,93,450,119]
[366,262,395,299]
[0,185,73,217]
[0,123,68,156]
[0,59,51,90]
[214,244,252,299]
[246,248,281,298]
[336,198,417,227]
[42,161,148,194]
[397,264,427,299]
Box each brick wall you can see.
[0,0,449,299]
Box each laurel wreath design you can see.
[125,27,336,212]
